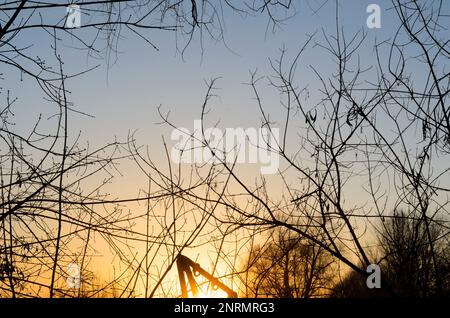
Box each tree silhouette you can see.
[242,228,335,298]
[378,210,450,297]
[332,210,450,298]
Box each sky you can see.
[2,0,450,296]
[53,0,447,203]
[8,0,396,140]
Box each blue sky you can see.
[6,0,397,145]
[5,0,448,197]
[2,0,429,200]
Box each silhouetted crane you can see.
[176,254,237,298]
